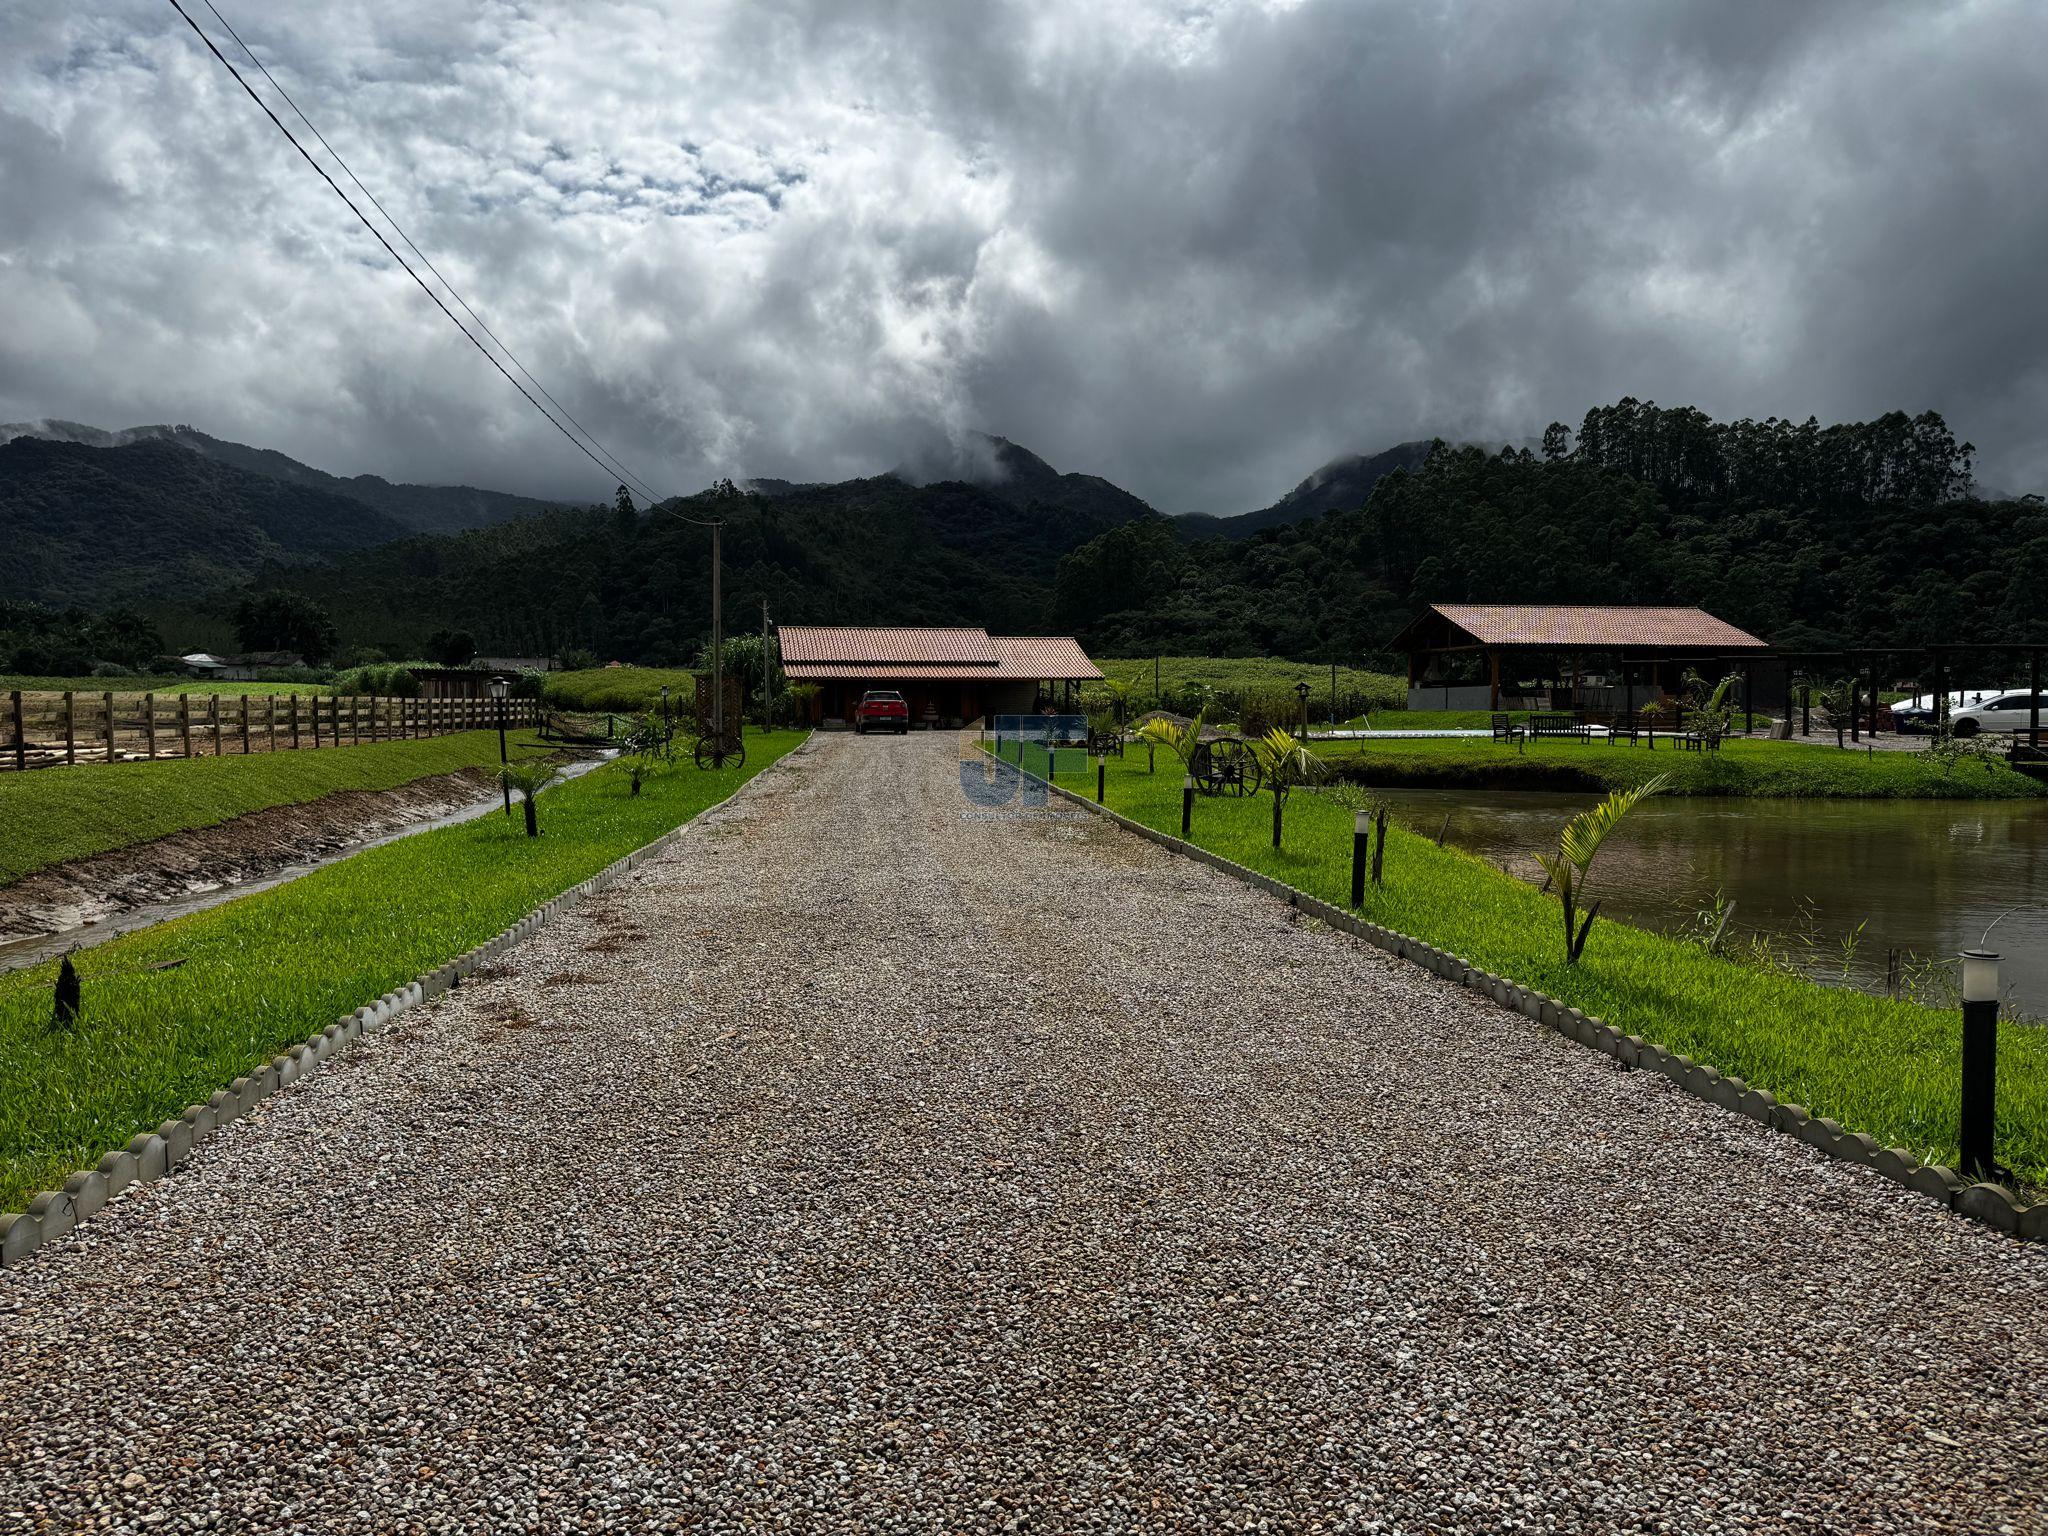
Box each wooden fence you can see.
[2,691,542,772]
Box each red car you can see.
[854,689,910,734]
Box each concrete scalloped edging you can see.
[0,739,811,1271]
[1021,759,2043,1245]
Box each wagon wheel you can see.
[693,730,746,771]
[1191,735,1261,797]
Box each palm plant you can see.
[1684,671,1742,749]
[1103,675,1137,725]
[1249,726,1328,846]
[1803,674,1855,748]
[1136,710,1206,778]
[621,709,676,795]
[498,761,564,838]
[1535,773,1669,962]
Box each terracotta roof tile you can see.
[1430,604,1769,650]
[777,626,999,665]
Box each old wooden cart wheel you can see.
[1191,735,1261,796]
[693,732,747,771]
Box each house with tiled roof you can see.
[777,625,1102,728]
[1390,604,1773,713]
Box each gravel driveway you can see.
[3,731,2044,1533]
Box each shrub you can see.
[1238,685,1304,738]
[89,661,136,678]
[329,663,422,697]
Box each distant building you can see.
[176,651,303,681]
[473,656,556,673]
[778,626,1103,727]
[1391,604,1773,712]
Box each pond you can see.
[1374,788,2048,1017]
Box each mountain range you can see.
[0,418,1417,612]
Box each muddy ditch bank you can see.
[0,755,609,961]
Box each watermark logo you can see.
[959,715,1088,817]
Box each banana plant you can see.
[1535,773,1669,962]
[499,761,564,838]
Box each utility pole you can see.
[710,520,724,757]
[761,598,772,730]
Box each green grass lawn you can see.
[996,737,2048,1189]
[1318,734,2044,799]
[1,675,333,697]
[0,732,806,1209]
[0,730,557,885]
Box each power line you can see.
[165,0,669,510]
[195,0,665,509]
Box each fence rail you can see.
[2,690,541,772]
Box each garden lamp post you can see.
[488,675,510,818]
[1959,949,2002,1179]
[1294,681,1312,741]
[1351,809,1371,906]
[1096,749,1106,804]
[660,683,669,732]
[1181,773,1195,838]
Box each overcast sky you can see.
[4,0,2046,513]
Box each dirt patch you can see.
[0,768,506,944]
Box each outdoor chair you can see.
[1490,713,1525,748]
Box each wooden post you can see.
[369,693,378,745]
[1743,661,1754,735]
[352,695,360,746]
[209,693,223,757]
[241,693,251,754]
[145,692,157,759]
[1932,649,1945,730]
[1488,648,1501,712]
[267,694,277,753]
[1850,671,1861,744]
[7,690,19,771]
[290,694,300,751]
[179,694,192,758]
[64,690,75,765]
[104,690,116,762]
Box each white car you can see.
[1948,691,2047,738]
[1889,687,2027,733]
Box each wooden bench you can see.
[1528,713,1593,742]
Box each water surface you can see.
[1376,789,2048,1016]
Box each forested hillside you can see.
[0,437,411,607]
[1057,403,2045,660]
[244,466,1149,663]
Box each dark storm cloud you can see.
[2,0,2044,511]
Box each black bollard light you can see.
[1181,773,1194,837]
[1046,741,1056,782]
[1097,757,1105,804]
[1959,949,2002,1178]
[1351,809,1369,905]
[1271,789,1283,848]
[1148,743,1155,774]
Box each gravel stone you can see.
[2,732,2044,1533]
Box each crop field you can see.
[1318,734,2045,799]
[0,731,806,1210]
[994,737,2048,1189]
[541,666,704,715]
[0,675,334,698]
[0,730,555,885]
[1095,656,1406,711]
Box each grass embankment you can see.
[0,731,555,885]
[1320,735,2045,799]
[995,738,2048,1187]
[0,675,333,697]
[0,732,806,1209]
